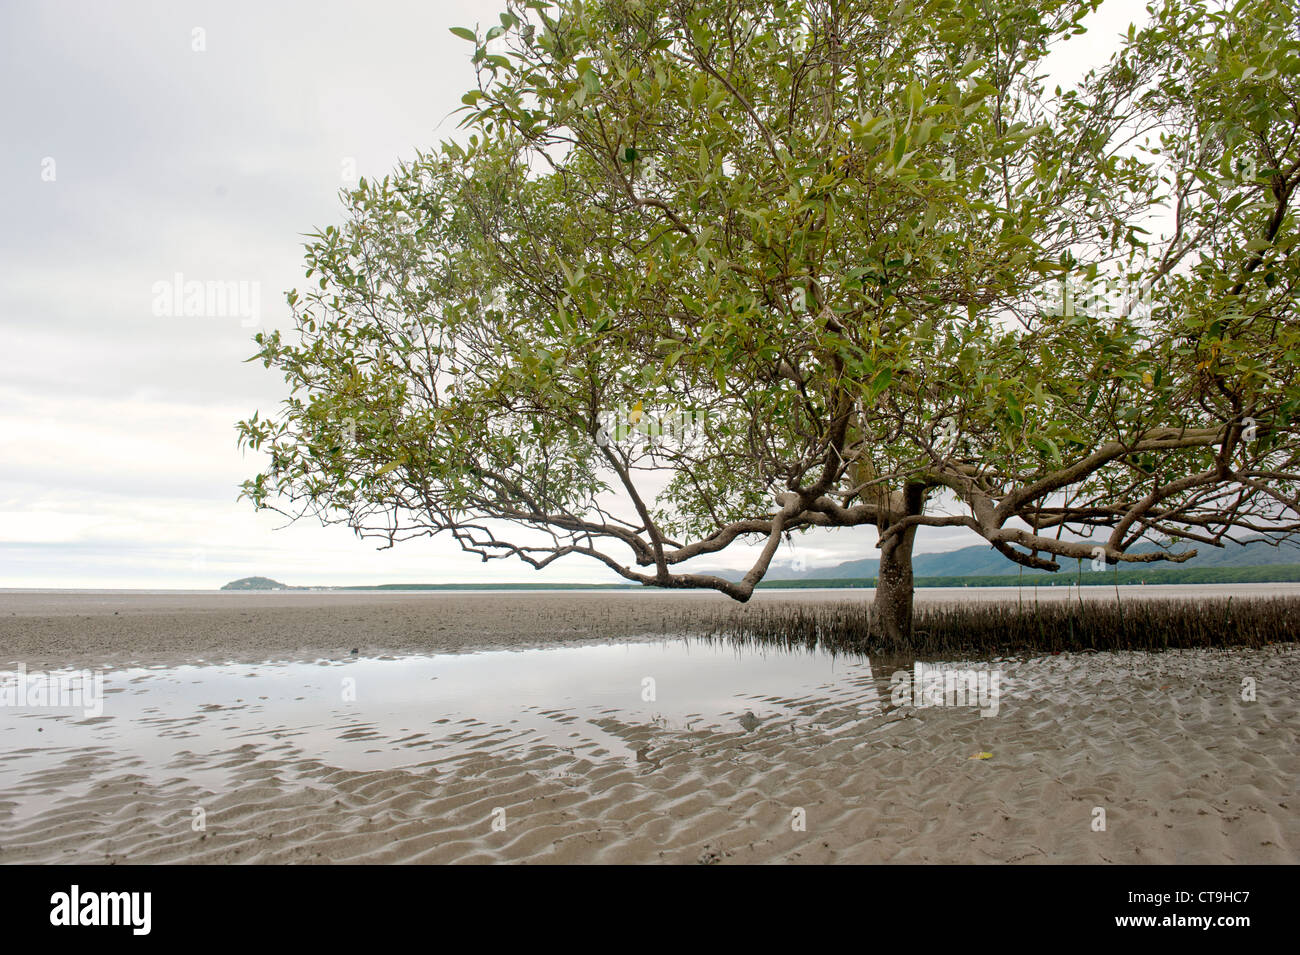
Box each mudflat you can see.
[4,585,1298,668]
[0,590,1295,864]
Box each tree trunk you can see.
[875,484,924,643]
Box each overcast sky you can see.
[0,1,1145,589]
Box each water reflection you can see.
[0,639,891,817]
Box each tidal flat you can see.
[0,589,1295,864]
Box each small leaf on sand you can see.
[970,752,993,760]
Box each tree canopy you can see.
[238,0,1300,635]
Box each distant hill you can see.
[753,565,1300,588]
[221,576,293,591]
[728,537,1300,582]
[220,539,1300,592]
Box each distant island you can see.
[221,576,297,591]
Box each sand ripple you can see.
[0,644,1295,864]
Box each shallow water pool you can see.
[0,639,892,818]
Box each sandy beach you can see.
[0,590,1296,864]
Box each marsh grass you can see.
[682,596,1300,659]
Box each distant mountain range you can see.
[726,537,1300,582]
[220,538,1300,591]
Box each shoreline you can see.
[4,586,1300,669]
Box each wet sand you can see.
[0,590,1296,864]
